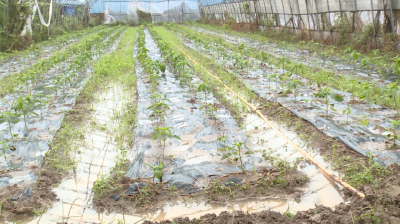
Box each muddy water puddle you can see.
[0,30,124,190]
[25,82,131,224]
[11,28,347,224]
[121,29,345,222]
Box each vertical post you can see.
[326,0,333,40]
[288,0,295,33]
[228,0,235,22]
[3,0,7,32]
[262,0,269,27]
[269,0,275,27]
[295,0,302,38]
[305,0,312,39]
[338,0,343,18]
[388,0,395,43]
[369,0,376,46]
[314,0,322,40]
[149,0,151,23]
[272,0,279,27]
[182,0,184,23]
[295,0,301,28]
[280,0,287,29]
[253,0,259,26]
[353,0,358,32]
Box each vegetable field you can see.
[0,22,400,224]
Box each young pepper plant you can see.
[13,95,39,130]
[152,127,181,158]
[219,142,253,173]
[0,111,21,141]
[147,99,170,125]
[313,87,344,116]
[197,82,211,110]
[387,120,400,148]
[145,162,164,183]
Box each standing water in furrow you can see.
[96,28,346,222]
[18,28,139,223]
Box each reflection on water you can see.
[25,83,133,224]
[17,29,348,224]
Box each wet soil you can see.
[93,167,309,215]
[0,168,60,221]
[142,165,400,224]
[0,30,125,223]
[171,26,400,166]
[91,28,344,223]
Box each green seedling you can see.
[0,140,8,160]
[358,115,369,130]
[152,126,181,158]
[286,79,302,101]
[147,100,170,125]
[313,87,344,116]
[342,105,351,124]
[382,81,399,115]
[12,95,40,130]
[93,174,114,199]
[197,82,211,109]
[349,50,361,73]
[156,60,166,75]
[217,135,227,150]
[387,120,400,148]
[0,111,21,141]
[219,142,253,173]
[145,162,164,183]
[390,56,400,80]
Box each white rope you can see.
[34,0,52,27]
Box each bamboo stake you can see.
[171,42,366,199]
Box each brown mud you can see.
[142,165,400,224]
[93,167,309,215]
[0,101,88,222]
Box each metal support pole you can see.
[272,0,278,26]
[295,0,301,28]
[262,0,269,27]
[305,0,312,39]
[288,0,295,32]
[269,0,275,27]
[326,0,333,40]
[280,0,287,29]
[3,0,7,31]
[370,0,377,46]
[353,0,358,32]
[314,0,322,40]
[253,0,259,25]
[388,0,396,42]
